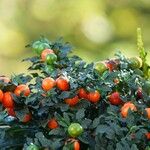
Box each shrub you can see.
[0,29,150,150]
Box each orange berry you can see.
[145,108,150,119]
[2,92,14,108]
[146,132,150,140]
[120,102,137,118]
[74,141,80,150]
[42,77,56,91]
[0,90,4,102]
[14,84,30,97]
[56,77,69,91]
[87,91,101,103]
[48,118,58,129]
[78,88,88,99]
[65,96,79,106]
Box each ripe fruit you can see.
[46,53,57,65]
[146,132,150,140]
[105,60,118,72]
[128,56,142,69]
[105,62,114,72]
[56,77,69,91]
[87,91,101,103]
[47,118,58,129]
[78,88,88,99]
[0,76,10,83]
[42,77,56,91]
[2,92,14,108]
[121,102,137,118]
[68,123,83,138]
[7,108,16,117]
[74,141,80,150]
[22,114,32,123]
[27,143,39,150]
[94,61,108,74]
[145,108,150,119]
[65,96,79,106]
[137,87,143,99]
[14,84,30,97]
[41,49,54,61]
[108,92,122,105]
[0,90,4,102]
[32,41,50,55]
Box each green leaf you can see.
[58,91,71,99]
[60,104,69,112]
[81,118,92,129]
[76,108,85,120]
[95,125,108,135]
[116,143,124,150]
[131,144,138,150]
[92,117,100,128]
[0,111,7,122]
[58,121,68,128]
[63,112,70,125]
[49,128,65,136]
[15,108,30,122]
[35,132,52,147]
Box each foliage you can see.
[1,0,150,75]
[0,34,150,150]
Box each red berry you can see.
[47,118,58,129]
[22,114,32,123]
[137,87,143,99]
[56,77,69,91]
[146,132,150,140]
[7,108,16,117]
[78,88,88,99]
[42,77,56,91]
[65,96,79,106]
[2,92,14,108]
[87,91,101,103]
[109,92,122,105]
[14,84,30,97]
[0,90,4,102]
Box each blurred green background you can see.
[0,0,150,76]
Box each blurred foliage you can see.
[0,0,150,76]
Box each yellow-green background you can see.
[0,0,150,76]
